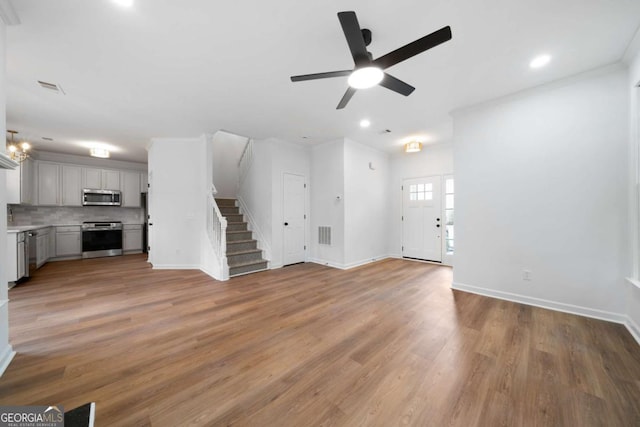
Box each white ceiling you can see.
[5,0,640,163]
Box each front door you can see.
[402,176,442,262]
[283,173,306,265]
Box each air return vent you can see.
[318,226,331,245]
[37,80,65,94]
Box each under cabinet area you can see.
[55,226,82,257]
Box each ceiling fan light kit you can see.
[290,11,452,109]
[348,66,384,89]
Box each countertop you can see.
[7,223,143,233]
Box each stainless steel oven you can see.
[82,221,123,259]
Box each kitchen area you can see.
[6,150,148,288]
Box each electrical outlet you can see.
[522,270,532,281]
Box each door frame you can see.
[401,174,451,265]
[282,172,307,266]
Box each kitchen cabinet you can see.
[37,162,60,205]
[6,232,26,282]
[55,226,82,257]
[48,229,56,259]
[82,167,120,191]
[34,227,55,268]
[61,165,82,206]
[6,157,35,205]
[121,171,142,207]
[123,224,143,252]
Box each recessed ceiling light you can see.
[360,119,371,128]
[348,67,384,89]
[530,54,551,69]
[112,0,133,7]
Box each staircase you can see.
[215,198,268,277]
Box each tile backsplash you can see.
[8,205,144,225]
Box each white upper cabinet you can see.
[6,158,35,205]
[37,162,60,205]
[103,170,120,191]
[61,165,82,206]
[82,167,121,190]
[121,171,142,207]
[82,167,102,189]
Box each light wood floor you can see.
[1,255,639,426]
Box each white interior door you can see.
[283,173,306,265]
[402,176,442,262]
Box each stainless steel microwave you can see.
[82,188,121,206]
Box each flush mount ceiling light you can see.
[112,0,133,7]
[348,67,384,89]
[90,147,110,158]
[405,141,422,153]
[530,54,551,69]
[6,130,30,163]
[359,119,371,128]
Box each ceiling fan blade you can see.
[379,73,415,96]
[291,70,352,82]
[338,11,370,67]
[337,87,357,109]
[373,26,452,70]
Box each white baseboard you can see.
[0,345,16,377]
[452,281,628,324]
[626,316,640,346]
[199,265,226,282]
[308,256,389,270]
[151,264,201,270]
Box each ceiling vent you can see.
[42,137,54,141]
[37,80,65,94]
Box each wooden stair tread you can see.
[227,239,256,244]
[227,259,268,268]
[227,249,262,256]
[226,230,252,234]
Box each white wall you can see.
[452,66,629,321]
[310,140,345,267]
[0,16,15,376]
[148,137,206,269]
[387,144,454,259]
[211,131,247,198]
[625,33,640,340]
[343,139,389,267]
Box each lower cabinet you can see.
[123,224,143,252]
[36,227,53,268]
[55,226,82,257]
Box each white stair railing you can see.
[238,138,253,185]
[207,184,228,279]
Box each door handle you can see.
[284,222,289,226]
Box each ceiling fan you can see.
[290,11,452,109]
